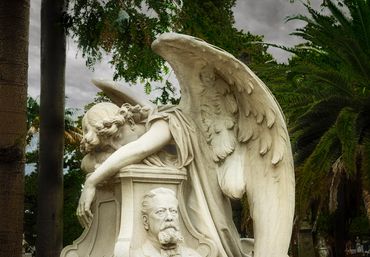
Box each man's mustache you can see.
[158,222,184,245]
[160,222,180,231]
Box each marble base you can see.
[61,164,217,257]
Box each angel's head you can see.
[80,102,150,154]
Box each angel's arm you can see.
[77,119,172,227]
[87,119,171,185]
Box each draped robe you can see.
[146,106,246,257]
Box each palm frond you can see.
[335,107,359,175]
[329,157,346,213]
[293,96,353,133]
[297,126,340,213]
[293,137,319,165]
[288,0,370,83]
[287,0,370,221]
[345,0,370,53]
[357,97,370,140]
[64,130,83,146]
[325,0,351,28]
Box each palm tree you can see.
[36,0,69,255]
[0,1,30,255]
[278,0,370,255]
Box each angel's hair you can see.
[118,103,151,129]
[80,102,150,153]
[141,188,178,216]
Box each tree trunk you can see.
[333,179,349,257]
[36,0,66,256]
[0,0,29,256]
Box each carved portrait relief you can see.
[131,187,201,257]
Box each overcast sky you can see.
[27,0,322,109]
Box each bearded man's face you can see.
[146,194,183,246]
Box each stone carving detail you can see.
[79,102,149,176]
[62,33,295,257]
[131,187,201,257]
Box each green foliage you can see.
[315,212,335,235]
[63,163,85,246]
[286,0,370,90]
[26,97,40,144]
[279,0,370,230]
[152,80,180,105]
[24,171,38,247]
[24,161,85,247]
[65,0,178,82]
[27,97,40,129]
[335,107,359,175]
[292,96,350,163]
[65,0,274,95]
[349,213,370,237]
[297,126,339,212]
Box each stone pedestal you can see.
[61,164,216,257]
[298,220,315,257]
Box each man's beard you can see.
[157,222,184,247]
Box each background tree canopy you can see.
[64,0,273,85]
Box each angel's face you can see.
[80,103,119,153]
[80,115,100,154]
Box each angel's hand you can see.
[76,182,96,228]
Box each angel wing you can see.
[91,78,155,108]
[152,33,295,257]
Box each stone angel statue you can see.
[77,33,295,257]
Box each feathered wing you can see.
[152,33,295,257]
[91,78,155,108]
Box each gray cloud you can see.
[233,0,323,62]
[28,0,41,100]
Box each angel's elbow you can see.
[137,145,152,158]
[131,141,156,159]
